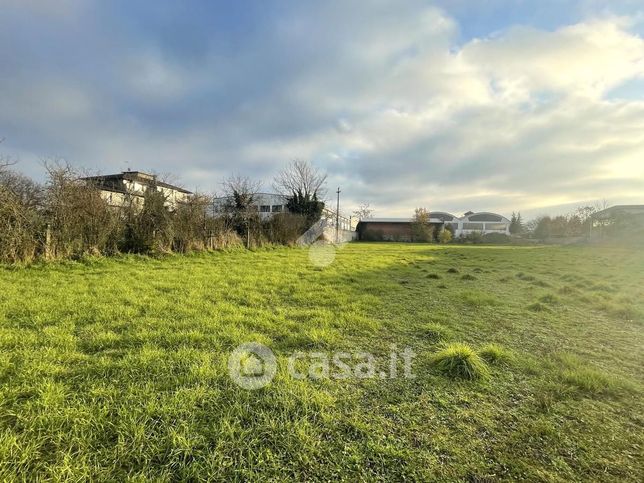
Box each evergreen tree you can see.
[510,211,524,234]
[286,189,324,225]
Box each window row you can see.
[260,205,284,213]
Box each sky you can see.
[1,0,643,219]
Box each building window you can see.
[463,223,484,230]
[260,205,271,213]
[469,213,502,222]
[272,205,283,213]
[485,223,507,231]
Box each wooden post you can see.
[45,223,52,259]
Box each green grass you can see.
[430,343,490,380]
[0,243,643,480]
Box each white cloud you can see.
[1,2,643,218]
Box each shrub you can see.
[173,195,211,253]
[45,164,121,258]
[481,232,511,244]
[207,229,243,250]
[411,208,434,242]
[430,343,490,380]
[462,231,483,244]
[264,213,308,245]
[478,344,512,365]
[0,187,41,263]
[438,228,452,244]
[121,187,174,254]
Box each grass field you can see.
[0,243,642,481]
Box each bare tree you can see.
[222,174,262,205]
[593,198,609,212]
[353,202,374,221]
[273,159,327,199]
[0,139,16,172]
[222,174,262,248]
[44,160,121,257]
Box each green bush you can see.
[431,343,490,380]
[438,228,452,244]
[264,213,308,245]
[481,232,511,244]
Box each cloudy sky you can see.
[1,0,643,218]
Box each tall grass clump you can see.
[478,343,512,365]
[431,343,490,380]
[418,322,452,342]
[556,354,626,396]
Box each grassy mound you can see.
[431,343,490,380]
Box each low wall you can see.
[322,227,357,243]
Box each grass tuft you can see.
[528,302,549,312]
[461,274,476,281]
[558,285,578,295]
[556,353,630,396]
[478,344,512,365]
[539,294,560,305]
[419,322,452,341]
[431,343,490,380]
[426,273,441,279]
[447,267,459,274]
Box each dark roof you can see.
[82,171,192,194]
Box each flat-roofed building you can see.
[357,211,511,241]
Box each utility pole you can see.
[336,187,341,244]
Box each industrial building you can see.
[356,211,511,241]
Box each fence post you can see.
[45,223,52,259]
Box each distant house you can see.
[357,211,511,241]
[82,171,192,209]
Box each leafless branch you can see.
[273,159,327,199]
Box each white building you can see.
[452,211,511,237]
[212,192,355,229]
[212,193,289,220]
[83,171,192,209]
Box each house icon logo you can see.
[228,342,277,390]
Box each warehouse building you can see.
[357,211,511,241]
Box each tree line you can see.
[0,154,328,264]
